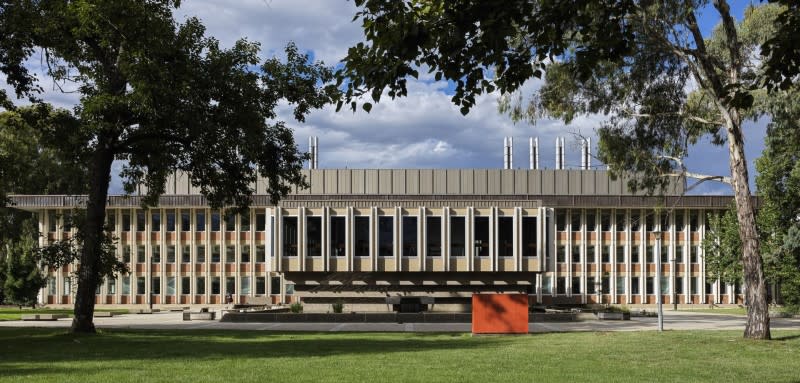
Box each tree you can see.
[3,225,46,309]
[340,0,784,339]
[760,0,800,90]
[0,0,338,333]
[703,207,744,288]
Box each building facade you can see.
[10,169,746,310]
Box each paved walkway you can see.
[1,310,798,332]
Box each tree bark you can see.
[70,145,114,334]
[723,110,771,340]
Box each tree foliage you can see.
[0,0,337,332]
[2,221,46,308]
[703,207,743,285]
[760,0,800,90]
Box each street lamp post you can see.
[655,231,663,332]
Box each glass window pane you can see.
[331,216,346,257]
[522,217,537,257]
[355,216,370,257]
[283,217,298,257]
[307,216,322,257]
[497,217,513,257]
[474,217,489,257]
[426,216,441,257]
[402,216,417,257]
[450,216,464,257]
[379,217,394,257]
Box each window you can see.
[152,277,161,295]
[256,213,266,231]
[675,212,685,231]
[330,216,346,257]
[181,211,190,232]
[166,277,175,295]
[571,277,581,294]
[602,277,610,295]
[690,246,698,263]
[166,210,175,232]
[226,277,236,295]
[256,245,266,263]
[211,277,221,295]
[426,216,441,257]
[676,277,684,294]
[49,211,58,232]
[660,213,669,231]
[616,212,625,232]
[211,245,221,263]
[196,277,206,295]
[587,246,596,263]
[225,245,235,263]
[719,283,727,295]
[660,276,669,295]
[151,211,161,232]
[307,216,322,257]
[572,245,581,263]
[196,245,206,263]
[136,211,146,232]
[152,245,161,263]
[616,277,625,294]
[571,212,581,231]
[616,246,625,263]
[122,212,131,232]
[181,277,190,295]
[542,275,552,295]
[211,211,221,231]
[691,277,699,295]
[661,245,669,263]
[286,283,295,295]
[256,277,266,295]
[196,211,206,232]
[646,214,655,232]
[449,216,465,257]
[600,211,611,231]
[240,210,250,232]
[380,216,394,257]
[167,245,175,263]
[283,216,298,257]
[474,217,489,257]
[497,217,513,257]
[630,212,640,231]
[522,217,537,257]
[48,277,57,295]
[646,246,654,263]
[107,278,116,294]
[706,281,714,295]
[586,212,596,231]
[556,277,566,295]
[225,212,236,232]
[355,216,370,257]
[241,245,250,263]
[675,245,684,263]
[631,277,640,295]
[690,211,699,231]
[556,212,566,231]
[601,246,610,263]
[557,245,566,263]
[181,245,191,263]
[271,276,281,295]
[646,277,654,295]
[587,277,596,294]
[241,276,251,295]
[122,277,131,295]
[136,277,145,295]
[122,245,131,263]
[136,245,146,263]
[631,245,640,263]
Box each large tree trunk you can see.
[724,111,771,340]
[71,146,114,334]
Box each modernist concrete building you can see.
[9,164,748,311]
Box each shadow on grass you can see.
[0,328,508,378]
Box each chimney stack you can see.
[581,137,591,170]
[308,136,319,169]
[503,137,514,169]
[529,137,539,169]
[555,137,565,170]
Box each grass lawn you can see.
[0,308,129,321]
[1,329,798,383]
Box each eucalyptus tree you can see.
[0,0,338,333]
[339,0,788,339]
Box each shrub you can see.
[290,302,303,313]
[332,300,344,313]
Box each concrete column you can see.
[323,206,330,272]
[346,206,354,272]
[443,206,450,272]
[371,206,378,271]
[418,206,425,272]
[467,207,474,272]
[394,206,402,272]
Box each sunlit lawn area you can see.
[679,307,748,316]
[0,308,129,321]
[1,328,799,383]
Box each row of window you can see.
[49,210,267,233]
[542,276,742,295]
[282,215,541,258]
[49,276,292,296]
[555,210,704,232]
[120,244,267,264]
[555,244,701,264]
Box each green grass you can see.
[1,329,799,382]
[679,307,748,316]
[0,308,129,321]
